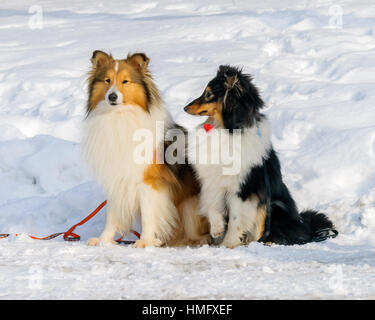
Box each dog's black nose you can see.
[108,92,118,102]
[184,106,188,112]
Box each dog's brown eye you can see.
[205,92,213,101]
[122,80,128,84]
[105,78,110,83]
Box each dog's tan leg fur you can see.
[255,205,267,241]
[165,196,210,247]
[180,196,210,246]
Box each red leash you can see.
[0,200,140,244]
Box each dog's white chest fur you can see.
[188,118,272,193]
[82,102,167,218]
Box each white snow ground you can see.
[0,0,375,299]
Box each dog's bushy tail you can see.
[263,205,338,245]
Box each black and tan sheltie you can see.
[184,65,338,248]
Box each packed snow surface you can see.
[0,0,375,299]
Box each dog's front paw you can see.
[87,237,117,246]
[210,217,225,239]
[87,237,100,246]
[222,237,242,249]
[134,239,146,248]
[134,238,162,248]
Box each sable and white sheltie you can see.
[184,65,338,248]
[82,51,209,247]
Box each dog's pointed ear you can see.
[224,70,238,90]
[127,53,150,74]
[91,50,112,68]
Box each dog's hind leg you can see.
[255,205,267,241]
[180,196,210,246]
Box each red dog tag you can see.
[203,124,214,132]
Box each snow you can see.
[0,0,375,299]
